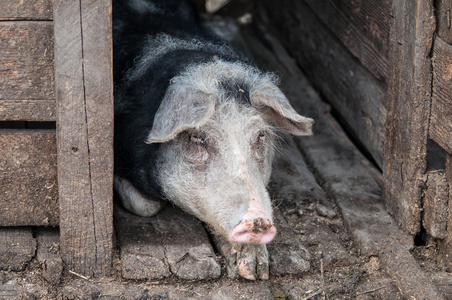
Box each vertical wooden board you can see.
[435,0,452,43]
[0,130,58,226]
[430,37,452,154]
[80,0,114,276]
[303,0,391,82]
[53,0,113,277]
[441,154,452,266]
[383,0,435,234]
[0,0,53,20]
[36,228,63,284]
[423,171,449,239]
[257,0,386,167]
[0,22,54,101]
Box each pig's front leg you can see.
[217,237,269,280]
[114,176,166,217]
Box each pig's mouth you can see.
[228,217,276,244]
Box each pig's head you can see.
[147,61,313,244]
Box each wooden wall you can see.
[0,0,114,277]
[257,0,452,252]
[256,0,390,168]
[0,0,58,226]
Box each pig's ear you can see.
[251,82,313,136]
[146,86,216,143]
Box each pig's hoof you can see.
[231,244,269,280]
[114,175,166,216]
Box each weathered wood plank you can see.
[0,0,52,20]
[270,137,336,218]
[53,0,113,277]
[430,37,452,154]
[423,171,449,239]
[257,0,386,168]
[36,228,63,284]
[435,0,452,44]
[0,100,55,121]
[115,204,221,280]
[246,28,443,300]
[440,154,452,267]
[0,129,58,226]
[0,22,54,101]
[267,209,311,276]
[303,0,391,82]
[383,0,435,234]
[0,228,36,271]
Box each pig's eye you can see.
[190,134,208,149]
[257,131,266,143]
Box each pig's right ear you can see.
[146,85,216,143]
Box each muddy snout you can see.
[229,217,276,244]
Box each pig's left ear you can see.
[146,85,216,143]
[251,83,313,136]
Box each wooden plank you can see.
[440,154,452,267]
[435,0,452,44]
[0,100,55,121]
[0,129,58,226]
[257,0,386,168]
[383,0,435,234]
[0,22,54,101]
[303,0,391,82]
[430,37,452,154]
[270,137,336,218]
[36,228,63,284]
[423,171,448,239]
[0,0,53,20]
[115,204,221,280]
[245,28,443,300]
[0,228,36,271]
[53,0,113,277]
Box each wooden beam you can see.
[0,130,58,226]
[435,0,452,43]
[53,0,113,277]
[430,37,452,154]
[0,100,55,121]
[0,22,54,101]
[0,0,53,20]
[383,0,435,235]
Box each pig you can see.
[113,0,313,280]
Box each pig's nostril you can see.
[252,218,272,233]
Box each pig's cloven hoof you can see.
[230,243,269,280]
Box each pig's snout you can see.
[229,217,276,244]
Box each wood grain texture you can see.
[36,228,63,284]
[0,100,55,121]
[430,37,452,154]
[303,0,391,82]
[435,0,452,44]
[383,0,435,234]
[257,0,386,168]
[440,154,452,267]
[0,22,54,101]
[244,29,442,300]
[423,171,448,239]
[0,130,58,226]
[53,0,113,277]
[0,0,52,20]
[0,228,36,271]
[115,205,221,280]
